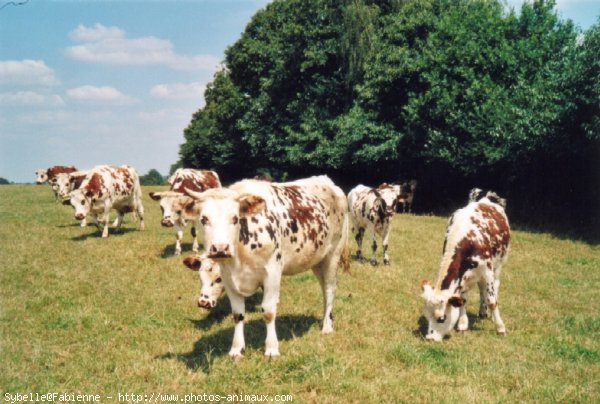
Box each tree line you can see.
[174,0,599,238]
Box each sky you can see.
[0,0,598,184]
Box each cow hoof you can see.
[321,324,334,334]
[174,250,182,256]
[370,259,378,266]
[497,330,508,337]
[383,260,390,266]
[229,349,244,360]
[264,348,280,358]
[479,313,488,319]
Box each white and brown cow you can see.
[421,192,510,341]
[348,183,399,266]
[69,165,145,238]
[35,165,77,200]
[183,254,224,310]
[182,175,349,358]
[149,169,221,255]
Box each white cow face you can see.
[421,281,464,341]
[186,188,265,260]
[35,169,48,184]
[376,187,398,218]
[69,189,92,221]
[149,192,189,227]
[182,254,223,309]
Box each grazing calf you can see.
[149,169,221,255]
[35,165,77,200]
[69,165,145,238]
[183,175,349,358]
[347,183,399,265]
[421,192,510,341]
[183,254,224,310]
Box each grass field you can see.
[1,185,599,403]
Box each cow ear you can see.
[149,192,162,201]
[182,256,201,271]
[448,296,465,308]
[238,194,265,217]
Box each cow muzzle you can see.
[436,315,447,324]
[208,244,232,259]
[198,298,216,310]
[161,218,174,227]
[75,213,86,221]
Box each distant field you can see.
[1,185,599,403]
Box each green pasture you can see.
[1,185,598,402]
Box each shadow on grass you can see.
[70,227,136,241]
[159,243,204,259]
[159,313,318,373]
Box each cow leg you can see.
[191,225,199,253]
[354,227,365,261]
[113,212,125,233]
[312,259,337,334]
[101,202,111,238]
[382,223,391,265]
[227,290,246,358]
[80,216,87,227]
[456,291,469,331]
[370,231,378,266]
[483,271,506,335]
[478,279,488,318]
[174,224,183,255]
[261,266,282,357]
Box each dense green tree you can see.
[140,169,165,186]
[0,177,10,185]
[175,0,599,234]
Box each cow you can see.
[35,165,77,200]
[69,165,145,238]
[182,175,349,358]
[148,169,221,255]
[393,179,417,213]
[347,183,399,266]
[421,191,510,341]
[183,254,224,310]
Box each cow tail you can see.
[340,242,350,274]
[339,214,350,274]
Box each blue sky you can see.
[0,0,598,183]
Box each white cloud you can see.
[65,23,221,71]
[0,60,60,86]
[66,85,135,105]
[0,91,65,107]
[150,82,206,100]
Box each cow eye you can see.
[215,277,222,283]
[201,216,209,225]
[232,215,238,225]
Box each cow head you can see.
[182,254,224,309]
[35,169,48,184]
[149,191,193,227]
[374,184,398,218]
[420,280,464,341]
[185,187,266,260]
[69,189,97,220]
[55,173,73,201]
